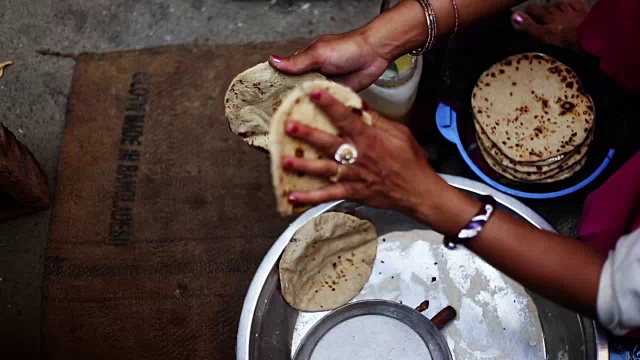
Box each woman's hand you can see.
[269,0,534,91]
[269,29,391,92]
[282,89,450,218]
[268,0,433,92]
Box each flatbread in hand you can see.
[224,62,325,151]
[270,80,372,216]
[279,212,377,311]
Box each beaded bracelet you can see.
[443,195,497,249]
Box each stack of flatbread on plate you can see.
[472,53,595,183]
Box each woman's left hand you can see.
[282,89,449,220]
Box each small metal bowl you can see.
[293,300,452,360]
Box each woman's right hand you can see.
[269,29,392,92]
[282,89,449,220]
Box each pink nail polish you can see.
[310,91,322,101]
[512,14,524,25]
[284,159,295,169]
[271,55,283,63]
[286,122,299,134]
[288,194,298,203]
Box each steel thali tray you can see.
[237,175,608,360]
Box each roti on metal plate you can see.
[279,212,377,312]
[224,62,325,151]
[472,53,594,163]
[270,80,373,216]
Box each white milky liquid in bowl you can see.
[310,315,433,360]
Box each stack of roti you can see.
[472,53,595,183]
[224,62,325,151]
[279,212,377,311]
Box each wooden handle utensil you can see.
[430,306,457,329]
[414,300,457,330]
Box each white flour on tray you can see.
[291,229,545,360]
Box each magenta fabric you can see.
[580,152,640,253]
[578,0,640,93]
[580,152,640,337]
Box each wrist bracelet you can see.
[410,0,437,56]
[443,195,496,249]
[450,0,459,38]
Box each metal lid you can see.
[293,300,452,360]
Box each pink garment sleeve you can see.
[580,152,640,253]
[578,0,640,93]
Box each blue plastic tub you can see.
[436,103,615,199]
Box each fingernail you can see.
[310,91,322,101]
[284,159,295,169]
[286,121,299,134]
[362,100,369,111]
[271,55,283,63]
[288,194,298,203]
[512,14,524,25]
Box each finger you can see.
[371,111,408,133]
[544,3,561,15]
[525,4,551,23]
[567,0,586,11]
[269,44,326,75]
[512,12,553,41]
[330,71,382,93]
[291,41,315,57]
[285,120,344,155]
[556,2,572,12]
[330,59,388,92]
[282,157,360,180]
[330,73,368,93]
[289,182,359,204]
[309,89,367,136]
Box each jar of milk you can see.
[359,54,423,123]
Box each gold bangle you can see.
[450,0,459,38]
[410,0,437,56]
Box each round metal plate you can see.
[236,175,608,360]
[293,300,451,360]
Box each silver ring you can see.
[334,143,358,165]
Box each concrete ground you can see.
[0,0,588,358]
